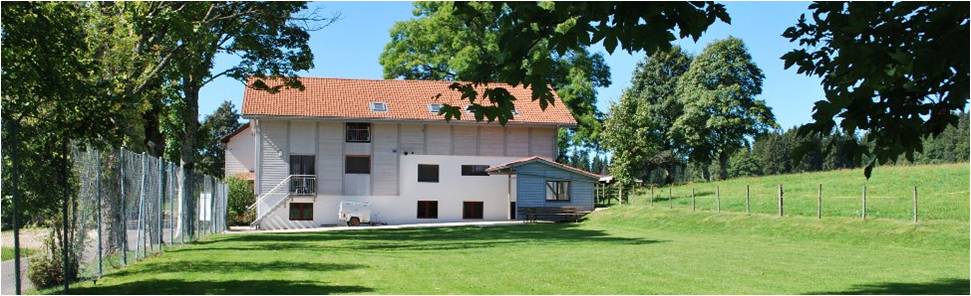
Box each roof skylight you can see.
[370,102,388,112]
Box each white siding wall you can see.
[505,126,530,157]
[258,120,288,195]
[425,125,451,155]
[317,121,343,194]
[399,124,425,154]
[529,127,555,159]
[477,125,504,156]
[289,121,316,155]
[452,125,478,155]
[224,125,255,179]
[371,123,399,195]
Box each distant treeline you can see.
[562,112,968,185]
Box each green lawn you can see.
[635,163,969,221]
[1,246,34,261]
[60,205,968,294]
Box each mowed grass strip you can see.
[633,163,970,221]
[60,207,968,294]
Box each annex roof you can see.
[241,77,577,126]
[486,156,602,180]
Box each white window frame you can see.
[369,101,388,112]
[545,180,571,201]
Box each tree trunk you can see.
[718,151,730,180]
[179,80,200,238]
[700,163,711,182]
[142,101,165,157]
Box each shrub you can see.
[226,176,255,226]
[28,228,77,289]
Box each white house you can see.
[230,77,597,230]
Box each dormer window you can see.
[428,103,443,114]
[511,108,520,116]
[464,105,474,114]
[370,102,388,112]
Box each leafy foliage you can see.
[380,2,610,149]
[602,47,692,185]
[428,2,729,128]
[196,101,243,177]
[672,37,777,180]
[226,176,255,226]
[781,2,969,178]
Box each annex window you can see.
[417,200,438,219]
[346,122,371,143]
[461,165,490,176]
[427,103,443,114]
[418,164,439,183]
[370,102,388,112]
[545,181,571,201]
[463,201,484,219]
[289,203,313,221]
[345,156,370,174]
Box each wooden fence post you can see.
[691,188,696,212]
[817,184,822,220]
[778,184,784,217]
[745,185,750,215]
[669,187,673,209]
[861,184,867,220]
[650,185,654,206]
[913,186,918,224]
[716,185,721,213]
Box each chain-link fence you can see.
[3,146,227,294]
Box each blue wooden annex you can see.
[487,157,602,220]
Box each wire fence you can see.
[5,146,227,294]
[631,182,967,222]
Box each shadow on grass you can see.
[69,279,373,294]
[809,278,970,295]
[107,260,365,278]
[182,223,664,252]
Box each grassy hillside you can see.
[632,163,969,221]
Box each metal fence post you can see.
[95,149,103,277]
[60,142,69,293]
[137,153,147,258]
[9,121,23,295]
[119,150,127,266]
[157,159,165,250]
[210,177,216,235]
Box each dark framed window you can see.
[345,156,370,174]
[463,201,484,219]
[417,201,438,219]
[510,201,516,219]
[461,165,490,176]
[289,155,315,175]
[418,164,439,182]
[346,122,371,143]
[545,181,571,201]
[289,203,313,221]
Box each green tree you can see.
[196,101,243,177]
[164,2,330,174]
[380,2,610,149]
[430,2,729,129]
[727,148,761,178]
[672,37,777,181]
[782,2,969,177]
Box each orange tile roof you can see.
[241,77,577,126]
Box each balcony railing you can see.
[289,175,317,195]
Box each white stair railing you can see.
[248,175,294,227]
[248,175,293,211]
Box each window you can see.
[345,156,370,174]
[545,181,571,201]
[461,165,490,176]
[346,122,371,143]
[370,102,388,112]
[428,103,442,113]
[289,203,313,221]
[463,201,484,219]
[418,164,439,182]
[289,155,315,175]
[417,201,438,219]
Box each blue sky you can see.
[200,1,823,130]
